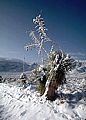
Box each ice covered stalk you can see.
[24,14,51,56]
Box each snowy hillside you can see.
[0,70,86,120]
[69,60,86,74]
[76,60,86,73]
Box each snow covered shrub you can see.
[44,50,76,101]
[24,14,76,100]
[31,65,47,95]
[31,50,76,100]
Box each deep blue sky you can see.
[0,0,86,63]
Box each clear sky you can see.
[0,0,86,63]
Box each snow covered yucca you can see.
[25,14,76,101]
[31,50,76,101]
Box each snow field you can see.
[0,78,86,120]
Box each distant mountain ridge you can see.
[76,60,86,73]
[0,57,86,73]
[0,58,38,72]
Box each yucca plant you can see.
[25,14,76,101]
[45,50,76,101]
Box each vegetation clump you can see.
[25,14,76,101]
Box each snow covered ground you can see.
[0,72,86,120]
